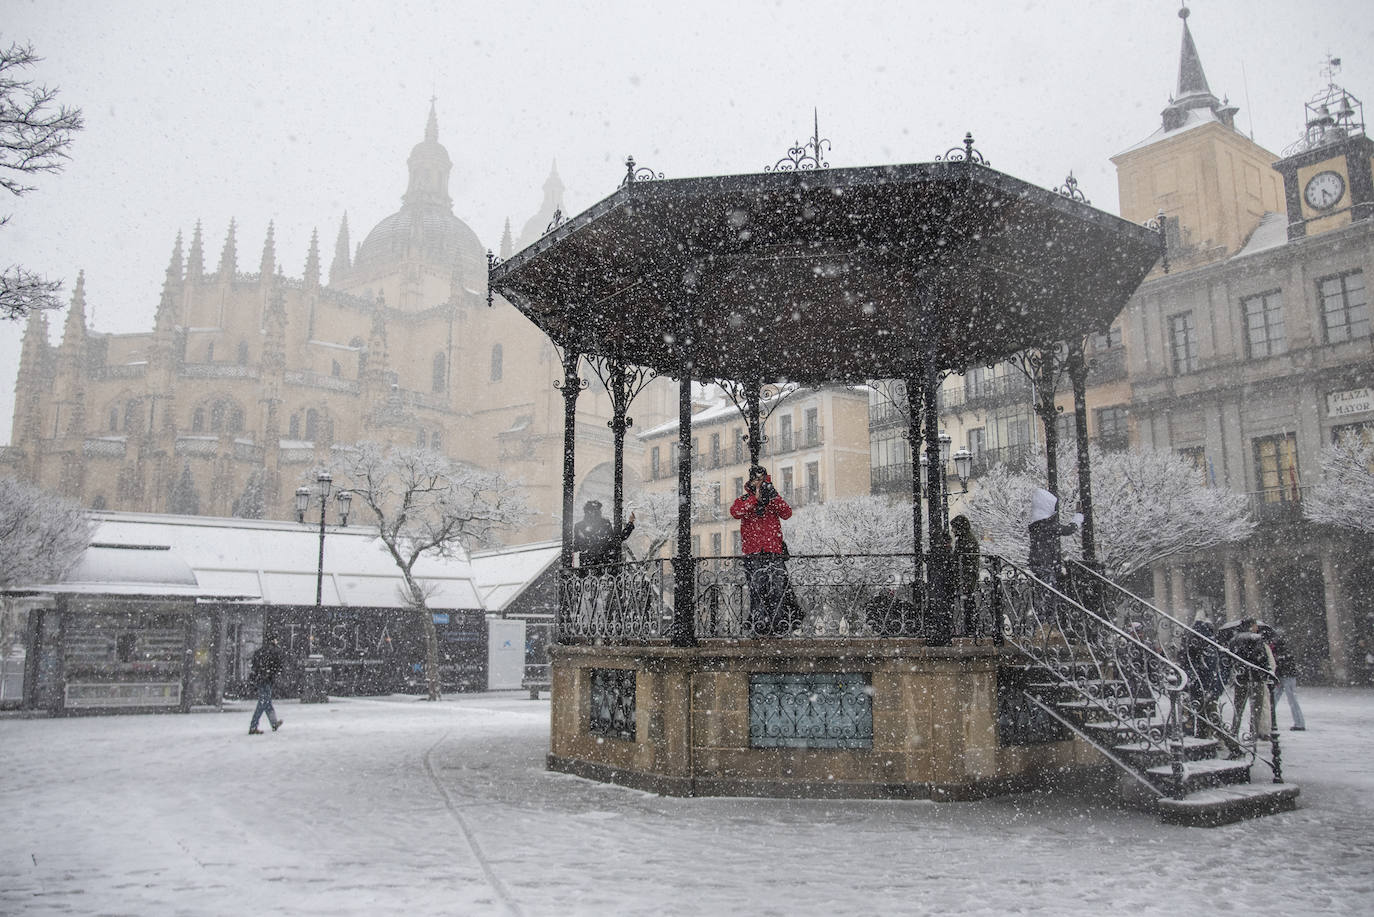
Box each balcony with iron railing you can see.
[1247,485,1309,525]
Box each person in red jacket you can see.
[730,465,794,636]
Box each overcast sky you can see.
[3,0,1371,444]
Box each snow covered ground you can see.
[2,688,1371,916]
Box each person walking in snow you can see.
[247,637,285,735]
[730,465,794,636]
[1266,625,1307,731]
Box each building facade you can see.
[876,10,1374,683]
[4,105,674,543]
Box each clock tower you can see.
[1273,59,1373,240]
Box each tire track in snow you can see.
[422,731,523,917]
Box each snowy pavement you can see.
[2,688,1371,916]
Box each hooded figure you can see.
[1026,488,1077,584]
[573,500,635,568]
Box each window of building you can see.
[1168,311,1198,374]
[489,344,503,382]
[237,341,249,365]
[733,428,745,463]
[691,535,700,556]
[731,531,741,555]
[1253,433,1300,502]
[229,408,244,435]
[108,408,119,433]
[710,532,722,556]
[210,400,227,433]
[778,414,793,452]
[733,476,744,499]
[1178,445,1209,485]
[1055,412,1076,446]
[432,352,446,392]
[1091,325,1123,351]
[709,481,721,507]
[116,633,137,663]
[806,462,820,503]
[305,409,320,442]
[416,429,427,448]
[804,407,820,446]
[780,467,794,501]
[332,360,342,378]
[1242,290,1286,359]
[1002,414,1033,447]
[967,365,995,398]
[1096,406,1129,448]
[206,342,214,362]
[123,400,140,433]
[710,433,721,468]
[651,446,661,479]
[967,427,986,456]
[431,431,441,451]
[288,414,300,439]
[1319,270,1370,344]
[191,408,205,433]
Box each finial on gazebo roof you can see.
[766,108,831,172]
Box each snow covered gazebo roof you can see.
[491,155,1163,383]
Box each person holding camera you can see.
[729,465,794,636]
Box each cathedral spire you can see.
[402,101,453,210]
[330,213,351,286]
[18,304,49,377]
[155,233,183,333]
[259,221,276,278]
[499,217,513,259]
[187,221,205,280]
[60,270,87,348]
[304,228,321,287]
[1175,6,1212,102]
[218,218,238,278]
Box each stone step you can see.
[1113,735,1220,765]
[1145,757,1252,794]
[1080,717,1169,743]
[1156,782,1300,827]
[1054,697,1157,718]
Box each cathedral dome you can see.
[352,102,486,288]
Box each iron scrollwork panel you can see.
[748,672,873,749]
[589,667,637,741]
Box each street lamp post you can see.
[920,434,974,538]
[295,471,352,609]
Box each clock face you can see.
[1304,170,1346,210]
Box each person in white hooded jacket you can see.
[1027,487,1078,587]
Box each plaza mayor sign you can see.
[1327,387,1372,418]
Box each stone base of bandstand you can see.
[548,641,1103,800]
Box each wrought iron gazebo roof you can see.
[489,157,1162,384]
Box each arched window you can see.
[192,408,205,433]
[210,400,227,433]
[490,343,503,382]
[108,409,118,432]
[305,409,319,442]
[288,414,300,439]
[430,431,441,451]
[432,352,446,393]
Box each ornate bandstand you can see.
[488,137,1298,824]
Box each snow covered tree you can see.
[624,486,713,561]
[231,467,267,519]
[1305,430,1374,534]
[0,475,90,655]
[1,41,84,321]
[965,445,1253,578]
[334,443,530,700]
[783,494,913,557]
[167,463,201,515]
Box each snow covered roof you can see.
[72,512,484,609]
[9,543,249,600]
[1235,211,1288,259]
[1114,106,1224,157]
[469,540,559,612]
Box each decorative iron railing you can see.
[556,552,989,643]
[988,554,1193,797]
[1061,561,1282,779]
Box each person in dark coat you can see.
[729,465,794,636]
[1026,488,1078,629]
[1228,618,1274,746]
[573,500,635,569]
[950,515,981,637]
[1182,615,1226,739]
[248,637,285,735]
[1267,626,1306,730]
